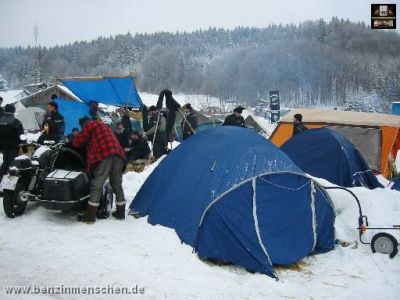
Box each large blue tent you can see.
[130,126,335,277]
[61,76,143,108]
[281,128,383,189]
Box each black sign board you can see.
[271,111,280,123]
[269,90,280,111]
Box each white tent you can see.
[15,106,45,132]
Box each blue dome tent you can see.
[281,128,383,189]
[130,127,335,278]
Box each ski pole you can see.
[148,111,161,165]
[178,108,196,135]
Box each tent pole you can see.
[178,108,196,135]
[148,111,161,165]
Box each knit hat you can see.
[293,113,303,122]
[233,106,245,113]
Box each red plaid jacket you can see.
[72,121,125,172]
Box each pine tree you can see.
[0,73,8,91]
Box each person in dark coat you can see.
[292,113,308,136]
[37,122,53,145]
[144,106,167,159]
[181,103,198,140]
[114,108,133,149]
[114,121,131,148]
[160,89,181,142]
[42,101,65,142]
[66,127,80,143]
[128,130,151,161]
[0,104,24,182]
[0,96,4,116]
[88,100,101,121]
[222,106,246,127]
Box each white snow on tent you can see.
[56,84,81,101]
[15,106,45,132]
[0,90,24,105]
[242,109,276,136]
[0,90,26,113]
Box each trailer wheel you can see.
[371,233,398,259]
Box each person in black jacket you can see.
[128,130,151,161]
[0,96,4,116]
[292,113,308,136]
[37,122,53,145]
[222,106,246,127]
[66,127,80,143]
[115,108,133,149]
[181,103,198,140]
[42,101,65,142]
[0,104,24,182]
[115,121,130,148]
[144,106,167,159]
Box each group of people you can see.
[1,90,307,224]
[0,92,202,224]
[69,98,202,223]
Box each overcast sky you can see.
[0,0,395,47]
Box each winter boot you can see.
[112,204,126,220]
[77,204,97,224]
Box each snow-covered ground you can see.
[0,156,399,300]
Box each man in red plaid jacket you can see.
[73,117,126,224]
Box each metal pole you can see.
[148,111,161,165]
[178,108,196,135]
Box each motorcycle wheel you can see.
[3,181,28,218]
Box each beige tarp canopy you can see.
[271,108,400,178]
[281,109,400,127]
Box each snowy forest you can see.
[0,18,399,109]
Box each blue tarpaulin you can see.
[130,126,335,277]
[281,128,383,189]
[392,102,400,116]
[61,77,143,108]
[55,98,90,135]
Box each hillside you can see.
[0,18,399,108]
